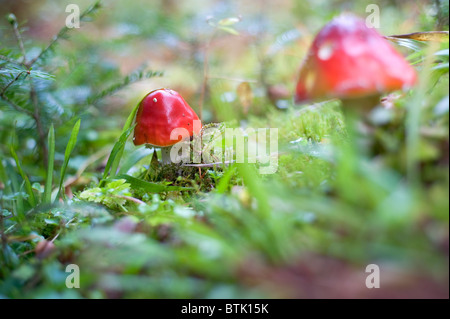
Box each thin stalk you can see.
[30,82,48,167]
[10,16,27,64]
[406,43,438,186]
[198,30,217,122]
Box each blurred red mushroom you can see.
[294,14,417,110]
[133,88,201,164]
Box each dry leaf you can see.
[387,31,449,42]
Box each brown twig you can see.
[183,161,234,167]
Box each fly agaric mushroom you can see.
[294,14,417,110]
[133,88,201,164]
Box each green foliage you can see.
[78,179,132,210]
[101,125,136,184]
[0,0,162,174]
[43,124,55,204]
[57,119,81,201]
[116,174,193,193]
[9,144,36,210]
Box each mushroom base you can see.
[340,95,387,157]
[144,144,173,165]
[161,147,172,165]
[340,94,382,114]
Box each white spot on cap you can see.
[318,41,335,60]
[153,98,157,103]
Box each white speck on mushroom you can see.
[153,98,157,103]
[318,41,335,60]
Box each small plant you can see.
[78,179,133,210]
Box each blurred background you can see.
[1,0,445,124]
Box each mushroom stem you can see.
[341,97,381,156]
[161,146,172,165]
[341,95,382,114]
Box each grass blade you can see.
[43,124,55,204]
[9,145,36,207]
[0,158,8,192]
[406,46,437,185]
[57,119,81,201]
[4,161,22,220]
[108,101,142,179]
[115,174,193,193]
[216,165,236,194]
[117,147,152,175]
[236,164,270,218]
[100,124,135,184]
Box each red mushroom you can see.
[133,88,201,164]
[294,14,417,109]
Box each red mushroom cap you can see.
[295,14,417,103]
[133,88,201,147]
